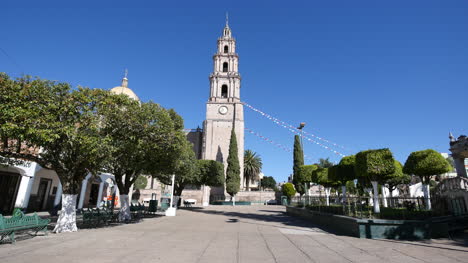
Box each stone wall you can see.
[234,191,279,203]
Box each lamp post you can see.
[165,174,177,216]
[297,122,307,198]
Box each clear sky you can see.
[2,1,467,183]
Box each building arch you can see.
[221,85,228,98]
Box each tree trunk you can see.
[422,183,431,210]
[341,185,347,203]
[371,181,380,213]
[119,194,131,221]
[53,194,78,233]
[325,187,330,206]
[381,185,388,208]
[232,195,236,206]
[246,176,250,191]
[365,188,374,206]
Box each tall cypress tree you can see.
[226,128,240,197]
[293,135,305,195]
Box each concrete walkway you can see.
[1,206,467,263]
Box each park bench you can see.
[130,203,147,218]
[82,208,113,227]
[0,211,50,243]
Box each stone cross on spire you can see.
[226,12,229,27]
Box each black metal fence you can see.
[290,195,467,220]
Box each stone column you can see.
[14,163,38,210]
[78,175,90,209]
[96,182,104,208]
[54,182,63,206]
[454,157,468,177]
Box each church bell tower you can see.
[203,16,245,192]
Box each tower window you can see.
[221,85,228,98]
[222,62,228,72]
[224,45,228,53]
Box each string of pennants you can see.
[245,127,315,163]
[242,102,347,157]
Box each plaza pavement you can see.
[0,206,467,263]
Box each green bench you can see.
[82,208,113,227]
[130,203,147,218]
[0,211,50,243]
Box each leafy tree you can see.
[318,157,334,168]
[100,95,181,221]
[244,149,263,191]
[0,74,110,232]
[170,139,198,197]
[403,149,451,210]
[134,176,148,190]
[197,159,225,187]
[282,182,296,201]
[260,176,277,191]
[355,148,395,213]
[292,135,305,195]
[226,128,240,203]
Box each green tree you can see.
[333,155,356,202]
[292,135,305,195]
[282,182,296,201]
[318,157,334,168]
[385,160,410,207]
[297,164,318,190]
[312,167,338,206]
[134,176,148,190]
[0,74,110,232]
[226,128,240,203]
[260,176,277,191]
[403,149,451,210]
[170,139,198,197]
[197,159,225,187]
[100,95,181,221]
[355,148,395,213]
[244,149,263,191]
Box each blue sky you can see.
[2,1,467,183]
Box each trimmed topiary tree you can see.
[355,148,395,213]
[403,149,451,210]
[333,155,356,202]
[226,128,240,205]
[312,167,339,206]
[385,160,410,206]
[297,164,318,195]
[282,182,296,203]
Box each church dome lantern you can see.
[110,70,140,101]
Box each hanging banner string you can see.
[242,102,347,157]
[243,101,349,150]
[245,127,314,163]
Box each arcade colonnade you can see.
[0,161,125,215]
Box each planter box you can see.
[286,206,466,240]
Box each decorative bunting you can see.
[245,127,314,163]
[242,101,347,157]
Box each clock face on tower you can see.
[218,106,228,115]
